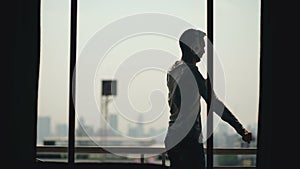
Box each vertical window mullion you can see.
[68,0,77,164]
[207,0,214,168]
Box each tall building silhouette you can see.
[55,123,68,137]
[37,116,51,145]
[109,114,118,131]
[136,114,145,137]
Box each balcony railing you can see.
[36,146,257,169]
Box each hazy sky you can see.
[38,0,260,138]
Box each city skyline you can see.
[37,114,258,147]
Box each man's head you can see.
[179,28,206,64]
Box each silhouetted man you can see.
[164,28,252,169]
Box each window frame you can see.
[36,1,261,168]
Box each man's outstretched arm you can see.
[207,90,252,143]
[214,100,252,143]
[190,65,252,143]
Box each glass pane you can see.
[36,0,70,162]
[76,0,206,163]
[213,0,260,167]
[214,154,256,167]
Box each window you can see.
[37,0,70,162]
[213,0,261,167]
[74,0,205,163]
[37,0,260,168]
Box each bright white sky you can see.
[38,0,260,138]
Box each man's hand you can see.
[242,129,252,144]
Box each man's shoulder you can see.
[168,60,184,72]
[168,61,202,74]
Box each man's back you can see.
[166,60,202,143]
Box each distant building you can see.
[55,123,68,137]
[127,124,138,137]
[127,114,146,138]
[109,114,118,131]
[136,114,145,137]
[37,116,51,145]
[76,116,95,137]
